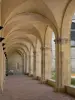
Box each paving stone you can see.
[0,75,74,100]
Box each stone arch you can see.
[54,0,75,91]
[61,0,75,37]
[61,0,75,85]
[6,37,34,49]
[3,13,58,37]
[5,32,36,43]
[7,43,30,74]
[3,24,42,44]
[2,0,58,32]
[7,49,24,75]
[6,43,30,54]
[7,47,25,56]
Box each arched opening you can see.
[51,32,56,80]
[8,51,23,75]
[44,26,56,82]
[71,13,75,85]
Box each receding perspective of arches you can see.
[0,0,75,99]
[8,51,23,75]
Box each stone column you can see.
[24,54,27,75]
[36,50,41,78]
[28,54,31,76]
[22,56,24,74]
[40,46,52,83]
[26,54,29,75]
[23,54,26,74]
[30,53,34,75]
[1,51,6,80]
[45,46,52,80]
[6,57,8,76]
[33,50,36,78]
[0,43,5,92]
[41,47,45,83]
[54,38,70,92]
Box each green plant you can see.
[71,78,75,85]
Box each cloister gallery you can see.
[0,0,75,99]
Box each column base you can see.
[36,76,41,80]
[24,73,29,75]
[32,76,41,81]
[54,87,66,93]
[32,76,37,80]
[0,88,3,94]
[29,74,33,77]
[40,78,46,84]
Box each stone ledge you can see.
[29,74,33,77]
[24,73,29,75]
[65,85,75,97]
[32,76,41,81]
[45,80,66,93]
[45,79,56,87]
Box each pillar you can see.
[25,54,29,75]
[45,46,52,80]
[41,46,52,82]
[0,43,5,92]
[30,52,34,75]
[22,53,28,75]
[33,50,36,78]
[23,54,27,74]
[36,50,41,78]
[22,55,24,74]
[28,54,31,76]
[41,46,45,83]
[3,54,6,79]
[6,57,8,76]
[23,54,25,74]
[55,38,71,92]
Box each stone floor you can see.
[0,75,75,100]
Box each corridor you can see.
[0,0,75,97]
[0,75,74,100]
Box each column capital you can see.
[54,38,70,44]
[40,46,50,50]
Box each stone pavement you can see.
[0,75,74,100]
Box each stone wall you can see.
[8,52,23,75]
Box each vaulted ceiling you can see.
[1,0,75,56]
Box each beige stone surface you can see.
[0,0,75,97]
